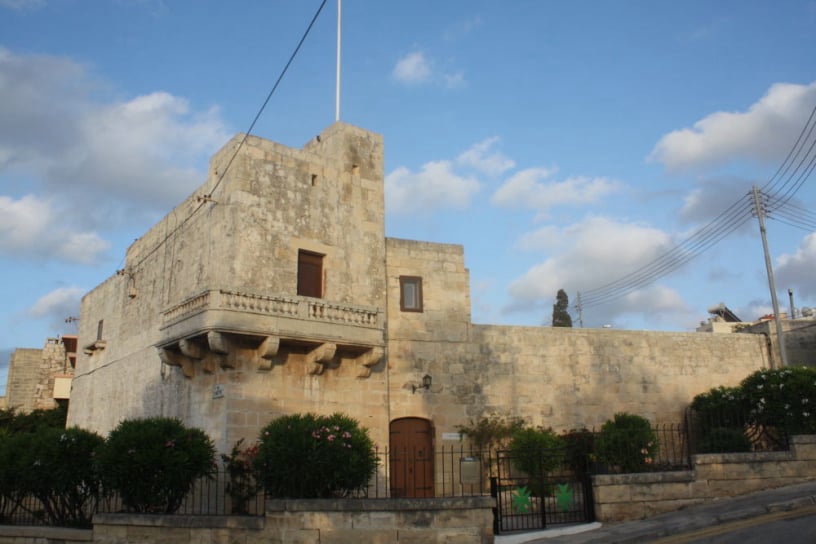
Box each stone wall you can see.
[385,237,770,443]
[5,338,71,414]
[93,498,494,544]
[389,320,769,442]
[68,122,389,450]
[5,348,42,413]
[0,526,91,544]
[592,434,816,521]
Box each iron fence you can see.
[0,414,798,529]
[686,407,791,453]
[359,446,492,498]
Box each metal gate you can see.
[491,448,594,534]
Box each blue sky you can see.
[2,0,816,393]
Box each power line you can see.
[578,105,816,311]
[126,0,329,274]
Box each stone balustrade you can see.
[162,289,382,329]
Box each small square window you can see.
[399,276,423,312]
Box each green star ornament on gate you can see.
[511,485,532,513]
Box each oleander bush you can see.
[595,413,658,473]
[22,428,105,527]
[255,413,377,498]
[221,439,261,514]
[691,368,816,451]
[98,417,215,513]
[741,367,816,437]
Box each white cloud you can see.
[0,195,110,263]
[443,15,482,41]
[0,48,229,232]
[385,160,480,215]
[492,168,622,218]
[503,217,686,325]
[514,226,562,252]
[0,0,44,10]
[457,137,515,176]
[776,232,816,298]
[392,52,432,84]
[649,81,816,172]
[392,51,466,88]
[27,287,85,327]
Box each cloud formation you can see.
[392,52,432,84]
[776,232,816,299]
[27,286,85,319]
[457,137,515,176]
[385,161,479,214]
[492,168,623,218]
[0,0,44,10]
[392,51,465,89]
[504,216,687,326]
[0,195,110,263]
[649,81,816,172]
[0,48,229,263]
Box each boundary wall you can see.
[593,434,816,521]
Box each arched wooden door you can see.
[389,418,434,498]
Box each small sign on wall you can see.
[212,384,225,399]
[442,432,462,441]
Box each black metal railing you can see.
[359,446,492,498]
[686,407,791,454]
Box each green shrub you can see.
[22,428,104,527]
[697,427,752,454]
[595,413,658,473]
[741,367,816,439]
[508,427,564,496]
[690,385,750,451]
[99,417,215,513]
[456,415,525,452]
[560,429,594,476]
[0,432,34,523]
[0,405,67,434]
[255,413,377,498]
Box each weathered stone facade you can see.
[5,336,75,413]
[68,122,771,465]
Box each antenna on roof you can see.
[335,0,342,122]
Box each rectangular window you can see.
[399,276,423,312]
[297,250,324,298]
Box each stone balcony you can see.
[156,289,385,379]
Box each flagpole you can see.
[335,0,341,122]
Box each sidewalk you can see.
[495,479,816,544]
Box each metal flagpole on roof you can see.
[335,0,341,122]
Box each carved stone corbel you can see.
[256,336,281,371]
[355,347,384,378]
[159,348,195,378]
[306,343,337,375]
[179,338,205,360]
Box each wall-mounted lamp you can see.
[412,374,432,393]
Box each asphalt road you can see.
[652,505,816,544]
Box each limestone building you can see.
[5,336,75,413]
[68,123,771,483]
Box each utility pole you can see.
[751,185,789,368]
[575,291,584,328]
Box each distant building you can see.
[4,336,76,413]
[697,303,816,367]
